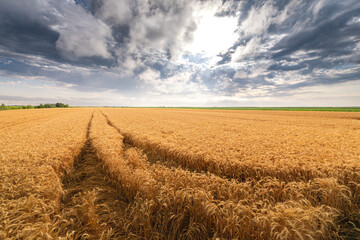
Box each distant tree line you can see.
[35,103,69,108]
[0,103,69,110]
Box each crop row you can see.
[100,109,360,185]
[91,111,346,239]
[0,109,92,239]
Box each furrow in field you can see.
[101,110,199,171]
[58,113,128,239]
[100,109,360,239]
[105,109,360,181]
[101,111,352,210]
[92,110,340,239]
[100,111,360,187]
[0,109,92,239]
[1,108,357,239]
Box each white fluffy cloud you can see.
[138,68,161,83]
[127,0,199,59]
[55,1,114,59]
[97,0,133,25]
[1,0,360,106]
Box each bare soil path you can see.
[58,114,128,239]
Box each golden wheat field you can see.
[0,108,359,239]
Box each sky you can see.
[0,0,360,107]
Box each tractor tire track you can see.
[100,111,201,173]
[58,113,128,239]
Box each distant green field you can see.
[0,103,69,111]
[143,107,360,112]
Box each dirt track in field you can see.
[59,114,128,239]
[101,111,201,172]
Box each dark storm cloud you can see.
[211,0,360,96]
[268,63,307,72]
[0,0,117,67]
[0,1,60,61]
[0,0,201,66]
[272,7,360,59]
[218,0,360,61]
[0,15,60,60]
[0,57,139,94]
[0,0,360,103]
